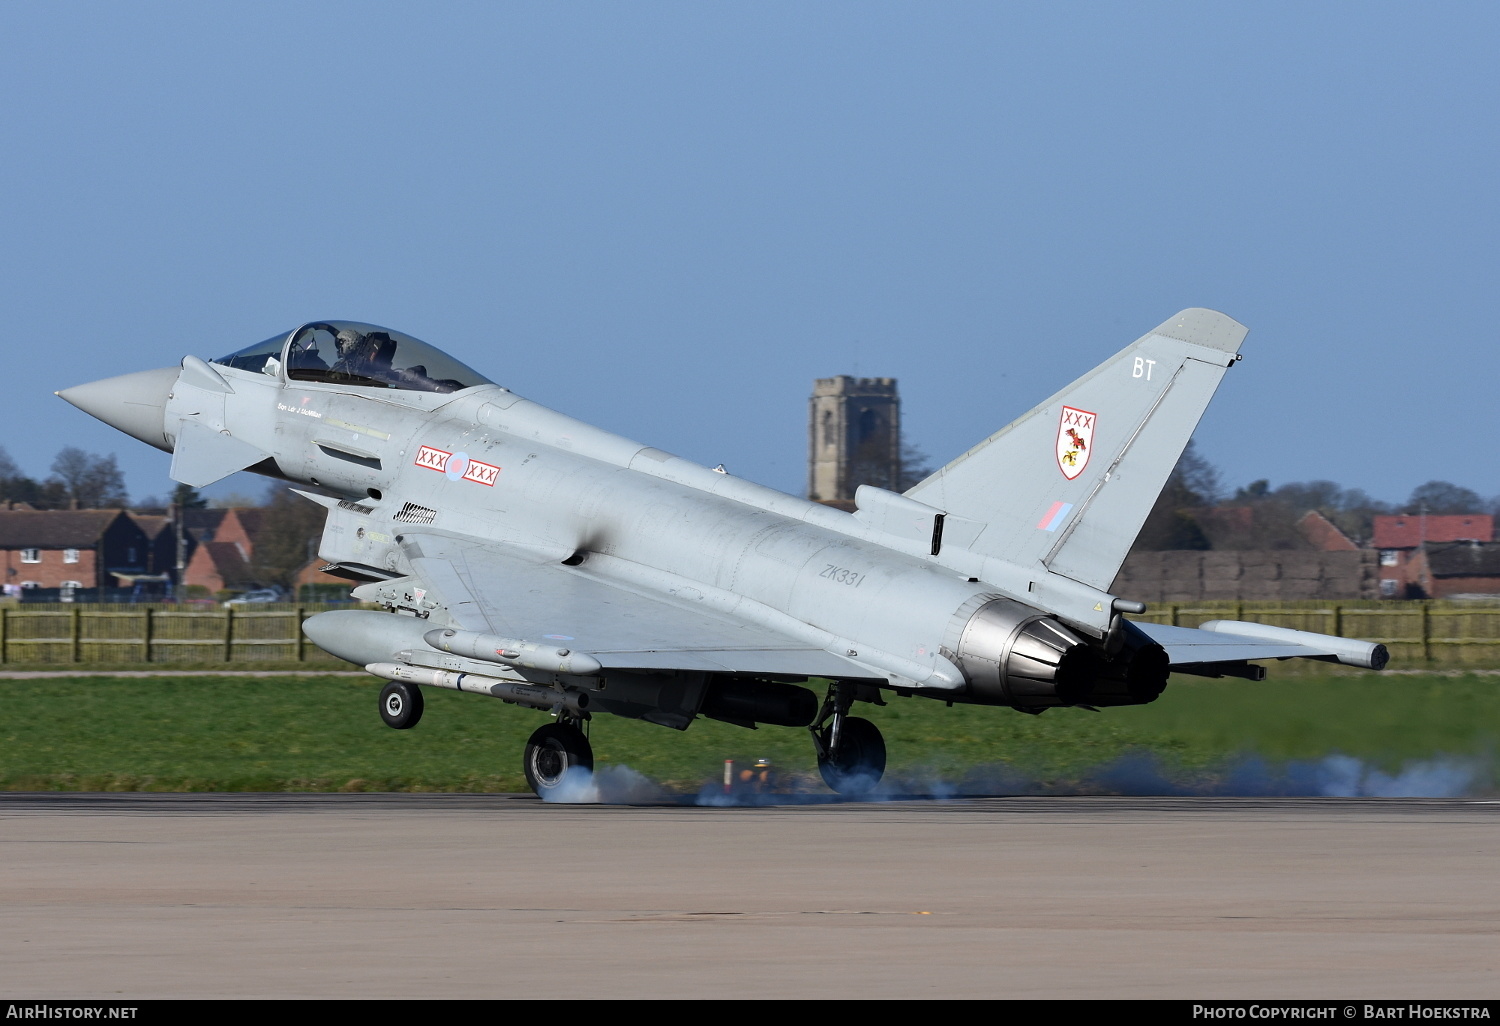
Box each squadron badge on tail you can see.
[1055,406,1096,480]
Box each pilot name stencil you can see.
[415,445,501,486]
[276,400,323,419]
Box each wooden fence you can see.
[0,604,359,665]
[1,600,1498,667]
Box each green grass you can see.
[1,673,1497,794]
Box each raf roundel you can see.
[415,445,499,486]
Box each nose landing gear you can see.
[379,680,425,729]
[809,682,886,795]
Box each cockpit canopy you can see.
[213,321,492,394]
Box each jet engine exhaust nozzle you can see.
[953,598,1096,710]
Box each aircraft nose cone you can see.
[56,367,179,453]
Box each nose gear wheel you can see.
[378,680,424,729]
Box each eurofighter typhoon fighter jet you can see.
[59,312,1387,797]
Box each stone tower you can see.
[807,376,901,502]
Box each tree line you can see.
[0,446,129,510]
[1135,441,1495,551]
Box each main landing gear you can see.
[809,682,886,795]
[523,719,594,798]
[375,675,591,797]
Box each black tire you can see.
[523,722,594,798]
[379,680,424,729]
[817,716,886,795]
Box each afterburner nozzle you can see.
[56,367,179,453]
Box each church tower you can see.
[807,376,901,503]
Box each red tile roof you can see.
[1373,514,1492,549]
[0,510,126,547]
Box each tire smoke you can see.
[536,752,1492,805]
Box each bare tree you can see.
[252,486,329,591]
[1174,439,1222,506]
[171,482,208,510]
[1133,440,1215,550]
[896,440,934,492]
[48,448,128,509]
[1406,480,1484,514]
[846,437,900,494]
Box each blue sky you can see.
[2,2,1495,506]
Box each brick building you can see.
[127,513,181,577]
[1402,541,1500,599]
[0,509,153,597]
[180,508,268,595]
[1298,511,1359,552]
[1372,514,1493,598]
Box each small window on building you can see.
[19,581,38,589]
[1379,549,1399,567]
[61,580,82,591]
[63,548,80,564]
[1379,578,1399,597]
[20,548,40,563]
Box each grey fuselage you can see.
[63,309,1388,728]
[242,371,1035,692]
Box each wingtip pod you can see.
[1149,308,1249,355]
[1198,619,1389,670]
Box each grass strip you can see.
[1,672,1496,794]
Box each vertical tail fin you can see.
[907,309,1247,590]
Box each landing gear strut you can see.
[523,719,594,798]
[809,682,886,794]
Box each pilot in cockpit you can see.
[331,329,398,381]
[217,320,490,393]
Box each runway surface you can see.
[2,793,1497,999]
